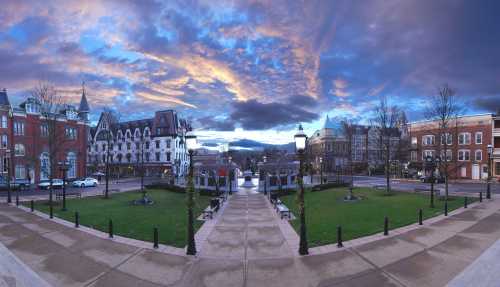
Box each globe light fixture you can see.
[294,124,307,152]
[185,132,197,152]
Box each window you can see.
[95,145,99,152]
[67,152,76,178]
[13,122,24,136]
[458,150,470,161]
[410,151,417,161]
[155,140,160,149]
[65,127,77,140]
[1,115,7,128]
[422,150,435,159]
[422,135,435,146]
[40,153,50,180]
[118,143,122,151]
[411,137,417,145]
[14,144,25,156]
[40,124,48,137]
[1,135,7,148]
[146,152,150,162]
[475,150,482,161]
[127,143,131,150]
[440,133,452,145]
[496,162,500,176]
[135,142,140,149]
[458,133,471,145]
[475,132,483,144]
[440,150,452,161]
[166,139,171,148]
[15,165,26,179]
[166,152,171,162]
[102,154,106,162]
[155,152,160,161]
[145,141,150,149]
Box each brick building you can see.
[0,88,89,184]
[408,114,497,180]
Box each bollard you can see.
[384,216,389,236]
[464,197,468,209]
[444,201,448,216]
[153,227,159,249]
[419,209,423,225]
[109,219,113,238]
[30,200,34,212]
[15,193,19,206]
[480,192,483,202]
[75,212,79,228]
[50,204,53,219]
[337,226,343,248]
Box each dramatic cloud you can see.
[0,0,498,143]
[230,100,319,130]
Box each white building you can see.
[88,110,190,179]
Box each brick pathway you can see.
[1,191,500,286]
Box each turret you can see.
[0,88,11,109]
[78,82,90,123]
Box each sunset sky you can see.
[0,0,499,144]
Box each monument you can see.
[241,170,255,187]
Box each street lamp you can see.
[6,150,11,204]
[228,155,233,196]
[487,144,493,199]
[263,155,268,195]
[425,156,435,208]
[58,161,70,211]
[294,124,308,255]
[319,157,323,184]
[185,131,197,255]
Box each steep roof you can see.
[0,89,10,106]
[78,87,90,112]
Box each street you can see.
[0,178,155,199]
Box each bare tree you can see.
[31,82,66,206]
[371,96,401,194]
[100,108,120,199]
[425,84,464,200]
[342,119,356,187]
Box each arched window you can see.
[67,152,77,178]
[134,129,141,139]
[40,152,50,180]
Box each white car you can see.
[38,179,65,190]
[72,178,98,188]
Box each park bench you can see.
[203,205,217,219]
[276,203,291,220]
[55,190,81,200]
[414,187,442,197]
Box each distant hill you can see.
[229,139,294,152]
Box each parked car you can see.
[0,177,31,190]
[38,179,65,190]
[420,175,445,184]
[72,177,98,188]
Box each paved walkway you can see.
[1,190,500,286]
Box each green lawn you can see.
[280,187,472,247]
[29,189,211,248]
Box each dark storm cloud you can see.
[288,95,319,108]
[473,96,500,114]
[230,100,319,130]
[197,116,235,131]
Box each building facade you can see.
[408,114,497,180]
[307,115,403,175]
[0,88,89,183]
[88,109,191,179]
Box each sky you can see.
[1,0,499,145]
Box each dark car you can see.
[420,175,445,184]
[0,177,31,190]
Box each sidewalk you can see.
[1,194,500,286]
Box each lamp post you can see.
[263,155,268,195]
[6,150,11,204]
[487,144,493,200]
[319,157,323,184]
[295,124,308,255]
[58,161,69,211]
[185,131,197,255]
[425,156,435,208]
[228,155,233,196]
